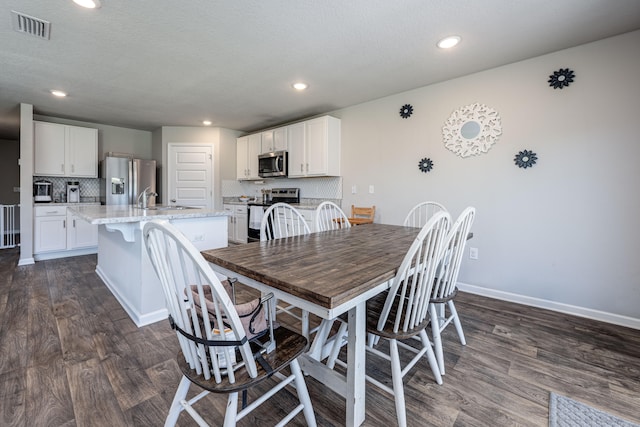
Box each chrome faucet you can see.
[137,186,157,209]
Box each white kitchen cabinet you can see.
[235,205,248,243]
[287,116,341,178]
[236,134,262,180]
[34,205,67,253]
[33,122,66,176]
[297,207,316,232]
[34,121,98,177]
[66,126,98,177]
[261,126,287,153]
[34,205,99,259]
[287,122,306,178]
[223,204,248,243]
[67,210,99,249]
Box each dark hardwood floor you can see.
[0,247,638,426]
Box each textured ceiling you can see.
[1,0,640,140]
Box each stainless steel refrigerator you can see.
[100,156,157,206]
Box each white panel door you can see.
[167,144,213,209]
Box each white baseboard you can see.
[457,282,640,330]
[34,247,97,261]
[18,257,35,266]
[96,266,167,328]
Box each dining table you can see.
[201,223,422,427]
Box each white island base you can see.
[95,216,228,327]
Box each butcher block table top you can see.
[201,223,420,311]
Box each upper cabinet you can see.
[288,116,341,178]
[237,115,341,180]
[34,121,98,177]
[261,127,287,153]
[236,133,262,180]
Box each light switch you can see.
[369,185,374,194]
[351,185,357,194]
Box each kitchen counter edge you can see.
[67,205,228,225]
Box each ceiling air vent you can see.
[11,10,51,40]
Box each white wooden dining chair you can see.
[314,201,351,232]
[260,202,311,241]
[328,212,451,427]
[429,206,476,375]
[143,220,316,427]
[260,203,316,339]
[403,201,447,228]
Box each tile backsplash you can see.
[222,176,342,200]
[34,176,100,203]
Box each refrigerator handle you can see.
[129,159,135,205]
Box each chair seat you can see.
[430,286,458,304]
[178,326,309,394]
[336,291,430,341]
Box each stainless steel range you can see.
[247,188,300,242]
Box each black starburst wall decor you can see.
[399,104,414,119]
[418,157,434,173]
[514,150,538,169]
[548,68,575,89]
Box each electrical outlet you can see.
[193,234,205,242]
[369,185,375,194]
[13,187,20,192]
[469,247,478,260]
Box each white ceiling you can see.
[2,0,640,140]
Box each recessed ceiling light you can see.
[50,90,67,97]
[72,0,101,9]
[203,120,212,126]
[292,82,308,91]
[437,35,461,49]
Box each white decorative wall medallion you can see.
[442,103,502,158]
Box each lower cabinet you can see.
[34,205,98,259]
[297,208,316,233]
[34,206,67,253]
[224,204,248,244]
[67,210,99,249]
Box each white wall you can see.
[333,30,640,326]
[19,103,34,265]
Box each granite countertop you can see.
[223,199,331,210]
[34,202,101,207]
[67,204,227,225]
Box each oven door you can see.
[248,205,266,242]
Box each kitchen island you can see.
[68,205,228,326]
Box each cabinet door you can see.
[224,205,235,241]
[34,215,67,253]
[67,212,98,249]
[235,206,248,243]
[305,117,328,176]
[261,131,274,153]
[296,208,315,232]
[34,122,66,176]
[236,137,249,180]
[66,126,98,177]
[246,133,262,179]
[287,122,306,177]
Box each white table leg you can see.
[346,302,366,427]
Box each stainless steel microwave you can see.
[258,150,288,178]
